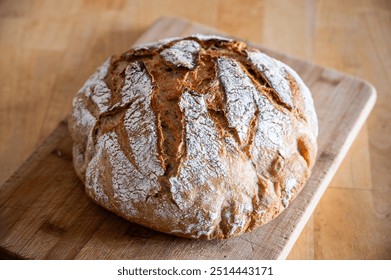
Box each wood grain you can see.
[0,17,376,260]
[0,0,389,259]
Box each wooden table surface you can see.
[0,0,390,259]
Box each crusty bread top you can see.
[69,35,318,239]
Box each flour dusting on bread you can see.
[69,35,318,239]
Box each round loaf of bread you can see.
[69,35,318,239]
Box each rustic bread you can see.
[68,35,318,239]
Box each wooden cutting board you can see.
[0,17,376,260]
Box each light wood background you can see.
[0,0,390,259]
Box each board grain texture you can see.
[0,17,376,260]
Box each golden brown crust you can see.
[68,35,318,239]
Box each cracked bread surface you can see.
[68,35,318,239]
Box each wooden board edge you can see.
[0,246,24,260]
[133,16,224,45]
[0,120,69,195]
[277,81,377,259]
